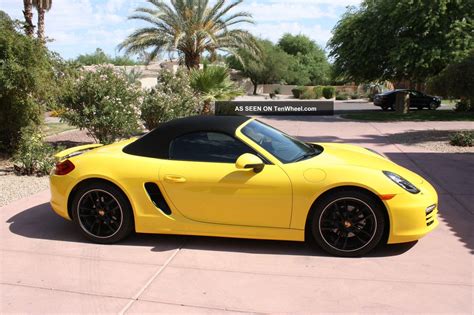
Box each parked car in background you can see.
[374,89,441,110]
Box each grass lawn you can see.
[342,110,474,122]
[43,122,76,136]
[441,99,458,106]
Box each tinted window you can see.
[169,132,255,163]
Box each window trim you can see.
[168,131,271,164]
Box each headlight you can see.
[383,171,420,194]
[366,147,387,159]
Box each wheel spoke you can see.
[319,197,377,252]
[78,189,123,238]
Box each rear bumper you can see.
[385,182,439,244]
[49,173,76,220]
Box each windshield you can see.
[241,120,322,163]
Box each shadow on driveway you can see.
[6,202,415,258]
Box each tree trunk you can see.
[37,7,45,42]
[395,91,410,114]
[185,52,201,69]
[23,0,34,37]
[201,99,212,115]
[252,81,258,95]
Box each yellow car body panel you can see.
[50,118,438,245]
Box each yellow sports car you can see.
[50,116,438,257]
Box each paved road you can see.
[334,100,455,113]
[1,119,472,314]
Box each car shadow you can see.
[6,202,416,258]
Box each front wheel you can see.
[71,182,134,244]
[428,102,438,110]
[310,190,385,257]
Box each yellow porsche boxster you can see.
[50,116,438,257]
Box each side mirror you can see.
[235,153,264,173]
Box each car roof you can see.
[123,115,251,159]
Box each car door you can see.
[409,90,422,108]
[159,131,292,228]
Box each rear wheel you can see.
[71,182,134,243]
[381,105,388,111]
[310,190,385,257]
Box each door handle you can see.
[164,175,187,183]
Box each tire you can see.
[310,190,385,257]
[428,102,438,110]
[417,106,423,110]
[71,181,134,244]
[381,106,388,111]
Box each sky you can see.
[1,0,361,60]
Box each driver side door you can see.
[159,131,292,228]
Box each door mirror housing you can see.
[235,153,264,173]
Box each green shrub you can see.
[291,86,305,98]
[59,66,141,144]
[300,88,316,99]
[450,131,473,147]
[350,93,359,99]
[141,69,200,130]
[335,92,349,100]
[313,86,324,99]
[454,100,473,112]
[13,126,58,176]
[0,14,54,153]
[322,86,335,99]
[273,87,281,95]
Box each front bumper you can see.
[385,181,439,244]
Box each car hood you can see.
[306,143,425,184]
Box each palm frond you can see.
[118,0,258,68]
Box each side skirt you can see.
[135,215,305,242]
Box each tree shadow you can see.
[385,152,473,255]
[6,202,414,258]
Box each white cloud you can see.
[243,22,333,48]
[1,0,360,58]
[240,2,338,21]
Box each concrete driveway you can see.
[1,118,472,314]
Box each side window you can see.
[169,132,256,163]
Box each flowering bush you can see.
[60,66,142,144]
[13,126,58,176]
[141,69,200,130]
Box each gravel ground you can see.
[0,159,49,208]
[389,129,474,153]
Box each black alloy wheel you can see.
[311,190,385,257]
[72,182,134,243]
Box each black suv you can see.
[374,89,441,110]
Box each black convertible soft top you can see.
[123,115,251,159]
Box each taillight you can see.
[54,159,75,175]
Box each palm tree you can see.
[33,0,52,42]
[119,0,259,69]
[190,66,243,113]
[22,0,34,37]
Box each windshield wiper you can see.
[293,150,319,162]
